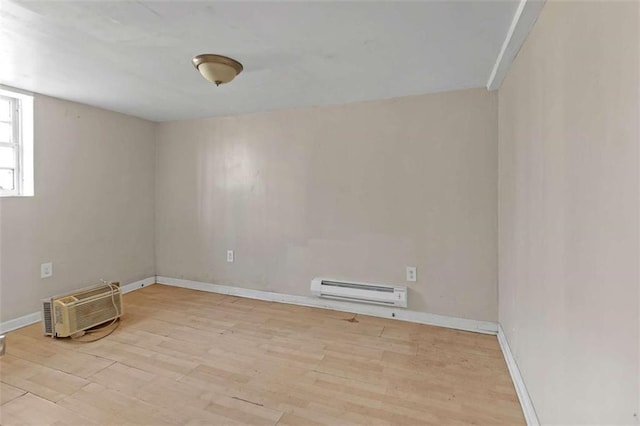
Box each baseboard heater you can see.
[42,281,123,338]
[310,278,407,308]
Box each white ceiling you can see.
[0,1,519,122]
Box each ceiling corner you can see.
[486,0,547,91]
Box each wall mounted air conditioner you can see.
[42,282,123,338]
[310,278,407,308]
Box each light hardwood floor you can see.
[0,284,524,425]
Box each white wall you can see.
[155,88,499,321]
[0,95,156,321]
[0,88,499,324]
[498,0,639,423]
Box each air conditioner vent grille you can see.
[42,300,53,335]
[73,297,121,330]
[73,287,115,300]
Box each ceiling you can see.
[0,1,520,122]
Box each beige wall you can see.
[156,88,499,321]
[0,95,156,321]
[498,1,639,424]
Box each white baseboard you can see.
[0,311,42,334]
[497,324,539,425]
[156,276,498,335]
[0,276,156,334]
[121,276,156,294]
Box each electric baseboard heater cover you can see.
[310,278,407,307]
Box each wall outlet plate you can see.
[406,266,417,282]
[226,250,234,263]
[41,262,53,279]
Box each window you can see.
[0,88,33,197]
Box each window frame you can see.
[0,95,22,196]
[0,87,34,198]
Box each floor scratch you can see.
[231,396,264,407]
[342,315,359,323]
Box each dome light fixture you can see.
[192,54,243,86]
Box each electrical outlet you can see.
[406,266,417,282]
[41,262,53,279]
[227,250,234,263]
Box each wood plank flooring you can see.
[0,284,524,425]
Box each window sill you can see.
[0,193,34,198]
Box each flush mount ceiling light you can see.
[192,54,243,86]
